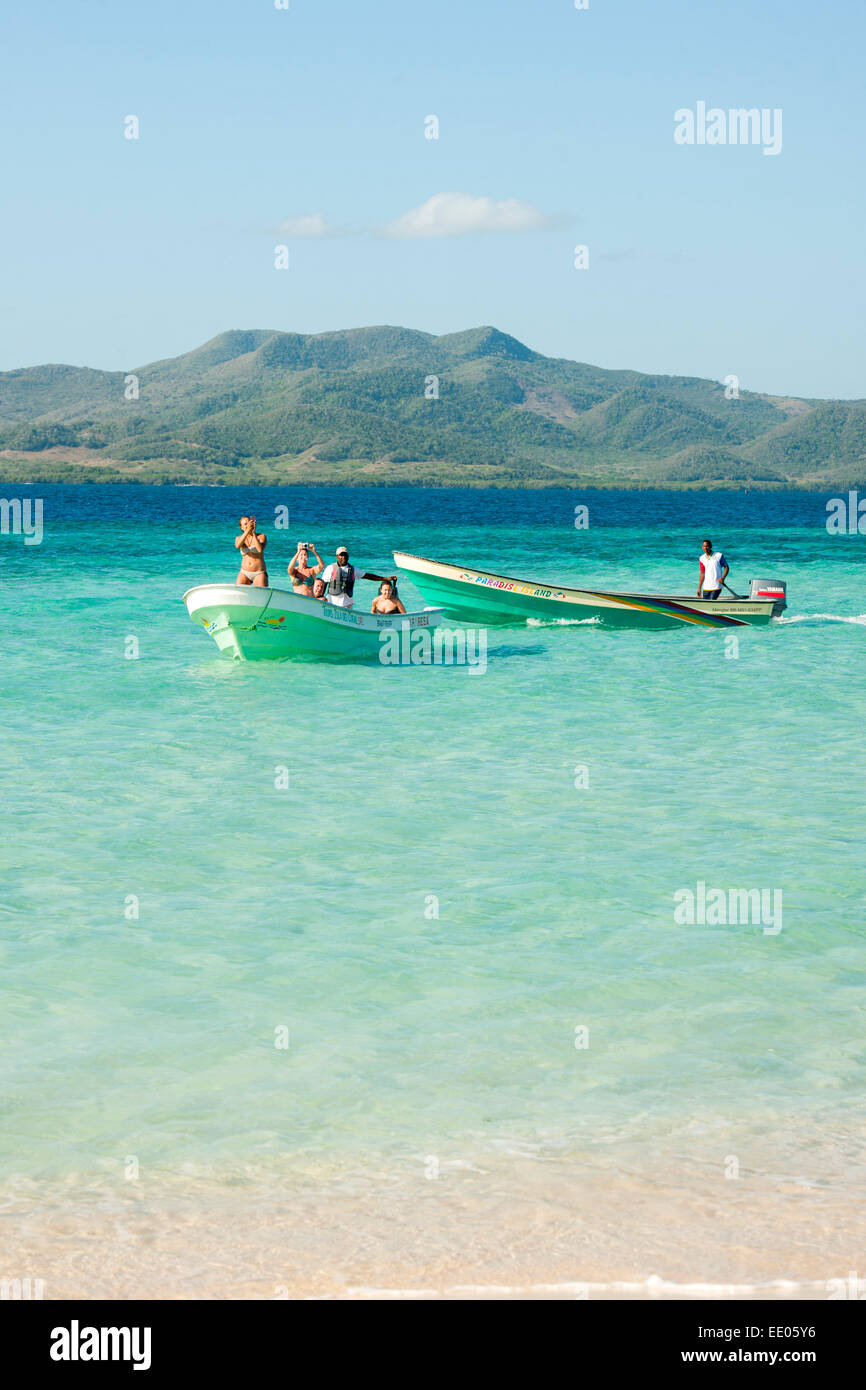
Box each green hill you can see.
[0,325,862,487]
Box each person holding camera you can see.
[288,542,324,596]
[234,515,268,586]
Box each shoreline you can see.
[2,1155,861,1301]
[0,471,849,492]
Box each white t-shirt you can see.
[699,551,726,591]
[321,561,364,608]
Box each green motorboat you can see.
[393,552,787,630]
[184,582,443,660]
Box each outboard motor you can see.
[749,579,787,614]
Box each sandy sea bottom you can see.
[3,1131,864,1300]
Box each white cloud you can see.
[382,192,549,239]
[277,213,331,238]
[274,195,552,241]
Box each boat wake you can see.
[776,612,866,626]
[526,616,601,627]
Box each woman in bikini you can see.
[371,578,406,614]
[235,516,268,586]
[288,544,324,596]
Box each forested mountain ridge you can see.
[0,325,862,487]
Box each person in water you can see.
[235,515,268,586]
[288,543,324,595]
[697,538,729,600]
[371,578,406,614]
[319,545,390,610]
[312,577,326,600]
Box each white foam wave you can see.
[309,1274,825,1300]
[526,616,601,627]
[776,613,866,626]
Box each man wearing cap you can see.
[320,546,392,610]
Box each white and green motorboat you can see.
[184,582,444,660]
[393,552,787,630]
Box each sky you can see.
[1,0,863,397]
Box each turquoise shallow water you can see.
[1,486,864,1200]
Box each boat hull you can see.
[183,583,443,660]
[393,553,779,630]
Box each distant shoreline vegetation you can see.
[1,325,863,489]
[0,465,828,490]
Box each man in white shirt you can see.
[697,538,729,599]
[320,545,392,609]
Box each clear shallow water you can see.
[1,486,864,1275]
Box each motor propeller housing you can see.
[749,578,787,613]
